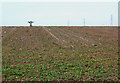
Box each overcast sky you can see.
[1,1,118,26]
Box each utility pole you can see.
[67,19,69,26]
[83,18,85,26]
[111,14,113,26]
[28,21,34,27]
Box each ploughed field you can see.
[2,26,118,81]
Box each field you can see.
[2,26,119,81]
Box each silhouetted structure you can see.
[28,21,34,27]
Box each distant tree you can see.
[28,21,34,27]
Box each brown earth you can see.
[2,26,119,81]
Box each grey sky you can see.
[1,2,118,26]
